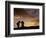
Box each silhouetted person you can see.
[17,21,20,28]
[21,21,24,28]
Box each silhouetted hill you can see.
[14,26,39,30]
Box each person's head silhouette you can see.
[22,21,23,22]
[18,21,20,22]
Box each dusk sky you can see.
[14,8,39,28]
[14,8,39,17]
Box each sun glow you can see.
[24,21,39,27]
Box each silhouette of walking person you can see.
[21,21,24,28]
[17,21,20,28]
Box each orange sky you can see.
[14,16,39,28]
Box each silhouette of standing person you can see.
[17,21,20,28]
[21,21,24,28]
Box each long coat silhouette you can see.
[17,21,20,28]
[21,21,24,28]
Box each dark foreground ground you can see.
[14,26,39,30]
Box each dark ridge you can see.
[14,26,39,30]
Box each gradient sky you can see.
[14,8,39,28]
[14,8,39,17]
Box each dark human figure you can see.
[21,21,24,28]
[17,21,20,28]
